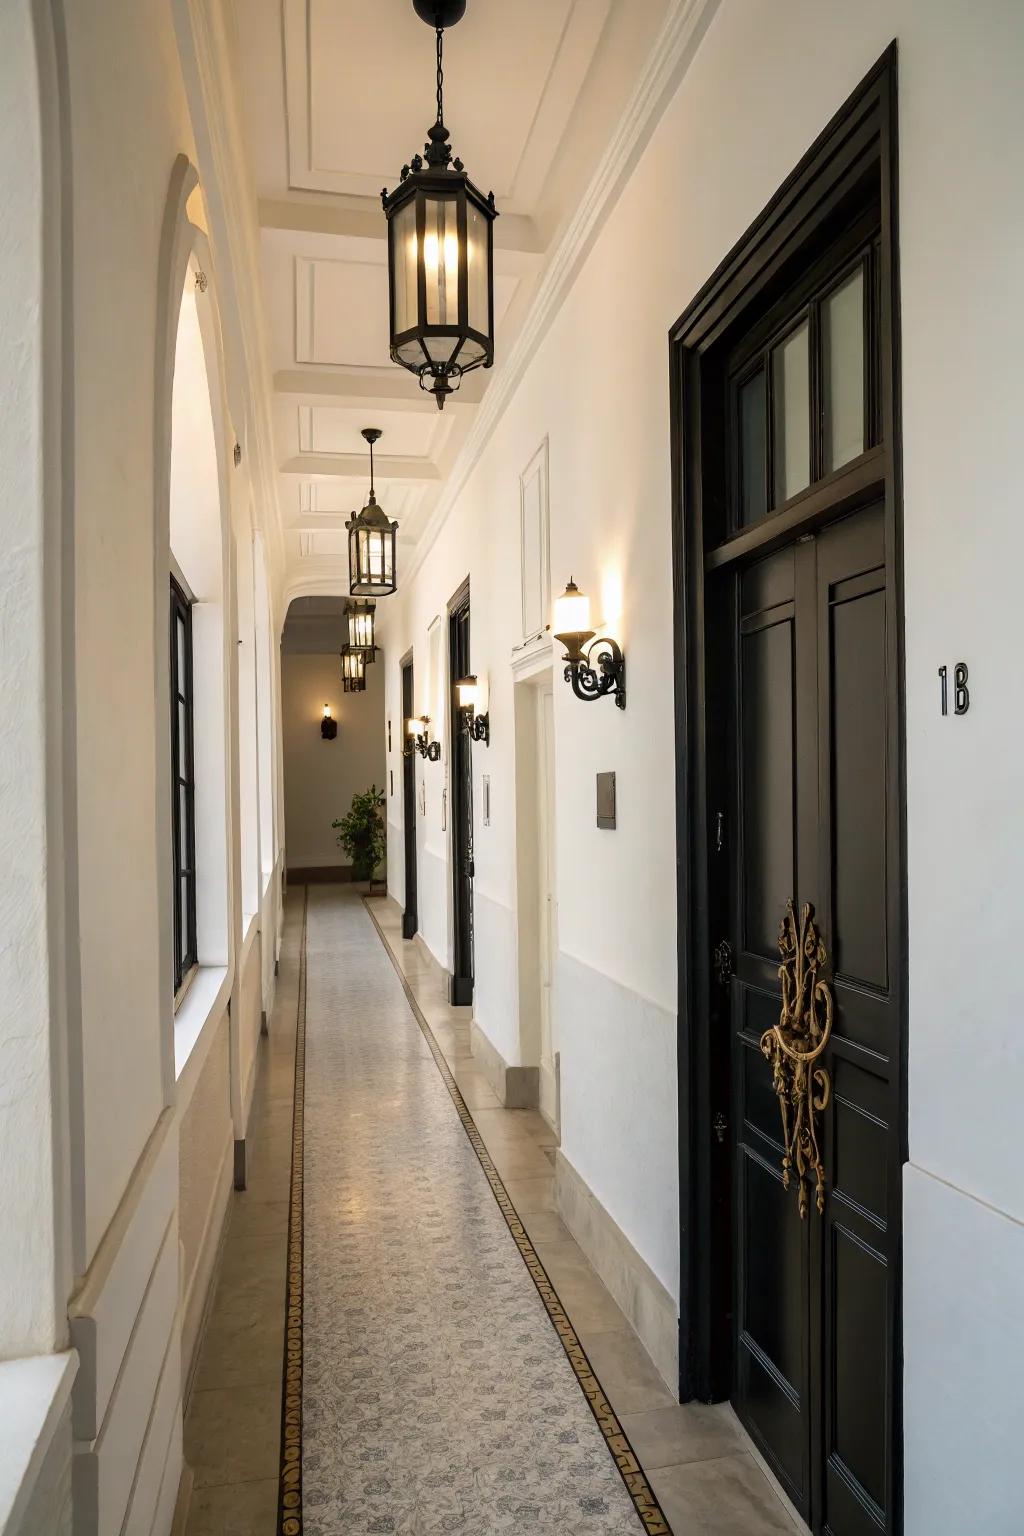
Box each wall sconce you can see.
[455,674,489,745]
[341,646,367,693]
[321,704,338,740]
[553,577,626,710]
[405,715,440,762]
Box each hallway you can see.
[183,888,801,1534]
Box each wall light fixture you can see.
[455,674,489,745]
[321,704,338,740]
[553,577,626,710]
[406,715,441,762]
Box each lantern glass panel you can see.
[466,200,488,337]
[392,197,418,336]
[424,195,460,329]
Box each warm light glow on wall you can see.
[601,569,623,630]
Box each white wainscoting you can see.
[69,1110,183,1536]
[471,889,521,1072]
[555,950,680,1306]
[903,1163,1024,1534]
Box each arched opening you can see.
[168,260,230,989]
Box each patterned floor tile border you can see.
[362,899,674,1536]
[277,888,307,1536]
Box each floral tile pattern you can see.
[294,887,661,1536]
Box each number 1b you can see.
[938,662,969,716]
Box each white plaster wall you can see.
[65,0,197,1269]
[379,2,1024,1516]
[281,652,386,871]
[0,0,64,1359]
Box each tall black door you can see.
[671,55,904,1536]
[401,657,418,940]
[724,503,899,1534]
[448,587,473,1005]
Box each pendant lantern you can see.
[346,428,398,598]
[346,599,377,656]
[341,646,367,694]
[381,1,498,410]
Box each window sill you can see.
[174,964,230,1093]
[0,1352,77,1535]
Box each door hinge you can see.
[712,1111,728,1145]
[713,939,733,987]
[714,809,725,853]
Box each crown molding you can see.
[402,0,719,588]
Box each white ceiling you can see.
[230,0,671,608]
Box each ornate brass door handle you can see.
[760,900,834,1217]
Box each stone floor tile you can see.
[619,1402,741,1470]
[502,1175,556,1213]
[579,1330,675,1415]
[184,1384,280,1488]
[648,1453,797,1535]
[185,1477,278,1535]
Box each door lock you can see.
[712,1111,728,1145]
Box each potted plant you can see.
[332,784,386,893]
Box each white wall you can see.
[0,0,287,1531]
[379,1,1024,1524]
[281,651,386,871]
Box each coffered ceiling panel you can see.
[295,257,391,368]
[297,405,448,460]
[284,0,611,211]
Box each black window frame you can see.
[170,575,198,994]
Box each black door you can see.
[401,656,418,939]
[671,53,904,1536]
[726,503,899,1533]
[448,585,473,1005]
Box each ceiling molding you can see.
[402,0,719,587]
[260,196,544,256]
[280,453,440,481]
[274,368,485,410]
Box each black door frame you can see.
[448,578,474,1006]
[669,39,906,1509]
[400,649,418,940]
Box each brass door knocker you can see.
[760,900,834,1217]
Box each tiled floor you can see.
[183,884,803,1535]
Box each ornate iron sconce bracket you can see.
[460,710,490,746]
[564,637,626,711]
[760,899,834,1217]
[405,718,441,762]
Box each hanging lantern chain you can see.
[435,25,444,126]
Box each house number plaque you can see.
[938,662,969,716]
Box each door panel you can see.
[729,503,897,1535]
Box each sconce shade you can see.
[407,715,424,738]
[346,600,376,653]
[455,674,481,713]
[553,578,595,652]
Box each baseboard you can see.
[470,1020,539,1109]
[286,863,356,884]
[555,1149,678,1394]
